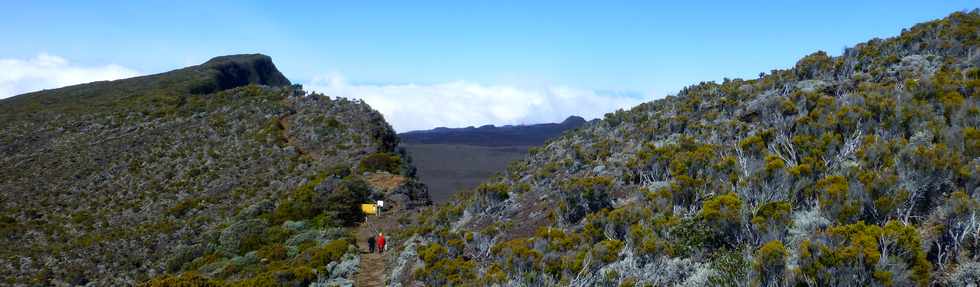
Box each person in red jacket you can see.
[377,233,386,254]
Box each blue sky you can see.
[1,1,975,131]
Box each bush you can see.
[307,239,350,267]
[139,272,223,287]
[270,177,369,227]
[358,152,401,174]
[965,127,980,158]
[419,243,449,264]
[753,240,786,286]
[798,221,930,286]
[816,175,862,223]
[476,182,510,202]
[228,267,316,287]
[592,239,624,263]
[700,193,743,246]
[416,243,477,286]
[559,176,614,222]
[257,244,287,261]
[220,219,268,254]
[168,197,202,217]
[326,163,352,178]
[492,238,543,272]
[269,183,317,224]
[318,178,370,226]
[752,201,791,241]
[0,215,19,238]
[537,227,582,252]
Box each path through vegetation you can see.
[354,213,391,287]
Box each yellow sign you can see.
[360,203,377,215]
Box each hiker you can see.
[367,235,376,253]
[377,232,386,253]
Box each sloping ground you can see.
[0,55,428,286]
[390,11,980,286]
[354,187,428,287]
[0,54,290,119]
[354,217,388,287]
[364,172,409,193]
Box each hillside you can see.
[0,54,430,286]
[401,116,588,203]
[388,11,980,286]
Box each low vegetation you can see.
[0,55,421,285]
[387,11,980,286]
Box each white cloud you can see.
[0,53,140,99]
[304,74,651,132]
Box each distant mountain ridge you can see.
[400,116,589,146]
[1,54,290,118]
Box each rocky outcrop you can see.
[191,54,292,94]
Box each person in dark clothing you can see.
[367,236,376,253]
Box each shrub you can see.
[0,215,19,238]
[476,182,510,202]
[795,51,833,79]
[816,175,862,223]
[227,267,315,287]
[559,176,614,222]
[592,239,625,263]
[416,243,477,286]
[798,221,930,286]
[326,163,352,178]
[307,239,350,267]
[965,127,980,158]
[358,152,401,174]
[537,227,582,252]
[270,177,369,227]
[270,184,317,224]
[257,244,287,261]
[318,178,371,226]
[139,272,223,287]
[535,162,561,179]
[168,197,202,217]
[701,193,743,246]
[492,238,543,272]
[419,243,448,264]
[751,201,791,241]
[947,261,980,287]
[220,219,268,254]
[482,264,507,285]
[703,248,748,286]
[764,154,786,173]
[753,240,786,286]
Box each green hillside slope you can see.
[0,54,429,286]
[390,10,979,286]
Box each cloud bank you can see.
[305,74,649,132]
[0,53,140,99]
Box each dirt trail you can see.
[278,113,312,157]
[354,216,388,287]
